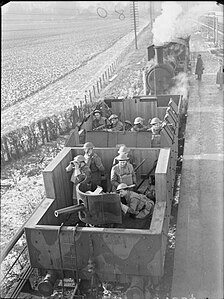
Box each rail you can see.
[0,199,45,298]
[0,231,31,298]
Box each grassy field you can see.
[2,15,134,110]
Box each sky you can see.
[1,1,222,16]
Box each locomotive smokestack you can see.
[155,46,163,64]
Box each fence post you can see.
[43,120,49,142]
[89,90,92,103]
[2,136,11,162]
[93,85,96,98]
[97,81,100,94]
[84,92,87,104]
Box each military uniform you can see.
[148,126,162,135]
[112,154,136,168]
[131,124,148,132]
[111,163,136,191]
[92,116,108,130]
[122,191,154,219]
[84,152,105,186]
[66,163,91,201]
[110,120,124,131]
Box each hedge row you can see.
[1,104,86,164]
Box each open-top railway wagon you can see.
[24,94,184,299]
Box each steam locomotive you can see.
[144,36,191,95]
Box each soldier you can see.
[112,144,135,168]
[148,117,164,135]
[124,120,133,131]
[131,117,148,132]
[66,155,91,203]
[107,114,124,132]
[110,152,136,192]
[92,110,109,131]
[83,142,105,187]
[116,183,154,219]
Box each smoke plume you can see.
[152,1,218,45]
[152,1,183,45]
[169,72,189,100]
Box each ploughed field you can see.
[2,15,133,111]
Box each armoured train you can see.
[24,38,190,299]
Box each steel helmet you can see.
[150,117,161,125]
[118,145,130,154]
[109,114,118,121]
[73,155,86,163]
[116,183,129,191]
[124,120,132,126]
[116,153,129,161]
[93,109,102,115]
[134,117,144,125]
[83,142,94,149]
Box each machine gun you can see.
[54,182,122,225]
[54,203,85,217]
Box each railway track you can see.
[0,220,81,299]
[0,220,32,299]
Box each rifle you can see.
[135,159,158,191]
[77,106,101,131]
[92,123,111,131]
[134,159,146,172]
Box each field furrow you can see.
[2,17,132,110]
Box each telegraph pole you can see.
[150,1,153,29]
[130,1,139,49]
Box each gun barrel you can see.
[54,204,85,217]
[134,159,146,172]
